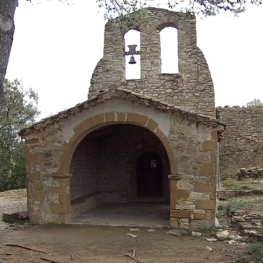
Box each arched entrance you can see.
[137,152,163,197]
[69,123,171,226]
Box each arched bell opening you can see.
[124,29,141,79]
[160,27,178,74]
[69,123,170,226]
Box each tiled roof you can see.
[19,88,226,136]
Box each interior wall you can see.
[70,136,98,201]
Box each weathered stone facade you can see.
[89,8,215,117]
[20,89,224,228]
[19,8,228,229]
[217,106,263,179]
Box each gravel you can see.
[0,189,27,230]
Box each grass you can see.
[247,243,263,263]
[236,243,263,263]
[221,178,242,190]
[217,200,246,217]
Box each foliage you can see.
[0,79,39,191]
[96,0,262,19]
[246,98,263,107]
[217,199,246,218]
[247,243,263,263]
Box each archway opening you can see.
[160,27,178,73]
[124,29,141,79]
[69,123,170,226]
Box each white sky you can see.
[6,0,263,119]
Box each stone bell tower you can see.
[88,8,216,117]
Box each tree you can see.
[0,0,262,107]
[0,78,39,191]
[246,98,263,107]
[0,1,17,109]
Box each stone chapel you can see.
[20,8,262,229]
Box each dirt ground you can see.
[0,224,246,263]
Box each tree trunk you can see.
[0,0,18,109]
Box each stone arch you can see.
[59,112,177,177]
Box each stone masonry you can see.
[18,7,231,229]
[20,89,225,228]
[217,106,263,179]
[89,8,215,117]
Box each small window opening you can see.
[160,27,178,73]
[124,29,141,79]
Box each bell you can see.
[129,55,136,64]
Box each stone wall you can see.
[20,92,224,227]
[169,115,219,229]
[217,106,263,179]
[89,8,215,117]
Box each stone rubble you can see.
[237,167,263,180]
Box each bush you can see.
[0,79,39,191]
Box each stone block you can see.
[93,114,105,125]
[29,214,41,224]
[210,193,216,200]
[104,112,115,123]
[32,191,44,201]
[126,112,138,123]
[50,204,69,214]
[194,214,206,220]
[59,193,70,205]
[195,200,216,210]
[50,186,67,194]
[73,122,86,136]
[190,219,214,229]
[170,180,177,191]
[194,184,216,193]
[58,213,71,224]
[205,210,215,221]
[170,217,179,227]
[136,114,149,126]
[60,161,71,174]
[170,209,191,218]
[32,183,43,192]
[27,172,41,181]
[146,119,158,132]
[202,140,216,151]
[198,163,214,175]
[171,189,189,199]
[116,112,126,122]
[83,117,95,129]
[55,178,70,187]
[26,153,38,162]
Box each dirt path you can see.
[0,225,245,263]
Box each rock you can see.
[167,229,188,237]
[206,246,213,251]
[129,228,140,232]
[192,231,202,237]
[127,233,138,238]
[228,240,237,245]
[216,230,229,241]
[215,217,221,228]
[18,212,28,220]
[2,212,19,223]
[147,229,156,233]
[206,238,217,242]
[228,234,243,241]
